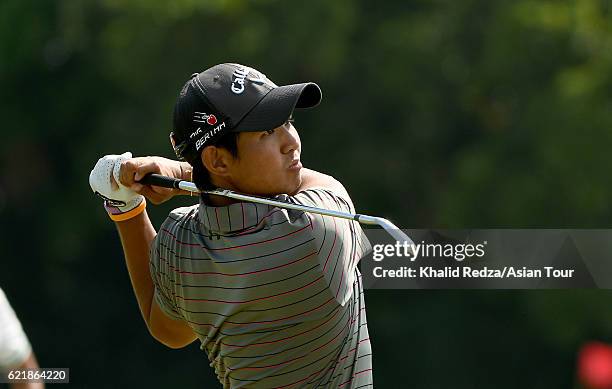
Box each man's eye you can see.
[264,129,275,135]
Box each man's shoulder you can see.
[296,169,351,198]
[153,205,201,254]
[161,204,200,230]
[290,169,355,212]
[291,185,355,214]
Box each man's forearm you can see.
[90,154,197,347]
[115,210,157,323]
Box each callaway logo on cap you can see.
[170,63,322,164]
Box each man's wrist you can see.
[179,162,192,181]
[104,197,147,221]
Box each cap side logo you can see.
[193,111,218,125]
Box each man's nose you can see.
[280,124,300,154]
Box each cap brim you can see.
[233,82,322,133]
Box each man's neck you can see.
[205,176,241,206]
[201,192,239,207]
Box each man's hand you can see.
[89,152,145,216]
[117,156,193,205]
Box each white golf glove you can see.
[89,152,146,221]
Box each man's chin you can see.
[237,172,302,197]
[268,183,301,197]
[287,174,303,196]
[245,185,300,197]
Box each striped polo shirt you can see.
[149,188,373,388]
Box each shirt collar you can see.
[197,195,288,234]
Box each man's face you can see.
[227,120,303,196]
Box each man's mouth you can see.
[289,159,302,170]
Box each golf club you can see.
[139,173,413,245]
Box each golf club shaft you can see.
[139,173,413,244]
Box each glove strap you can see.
[104,198,147,222]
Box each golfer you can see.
[90,63,373,388]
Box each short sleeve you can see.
[149,208,195,321]
[289,188,372,306]
[0,288,32,371]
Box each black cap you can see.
[170,63,322,164]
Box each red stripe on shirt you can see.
[337,338,371,364]
[234,209,285,236]
[268,339,352,389]
[271,365,328,389]
[159,250,316,276]
[160,228,200,246]
[161,209,303,245]
[174,274,324,304]
[338,369,373,388]
[335,242,347,300]
[230,314,350,370]
[222,306,343,348]
[180,297,336,329]
[222,297,335,327]
[208,222,312,251]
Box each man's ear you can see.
[201,146,232,177]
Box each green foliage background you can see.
[1,0,612,387]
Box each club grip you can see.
[139,174,182,189]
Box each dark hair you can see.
[191,131,240,191]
